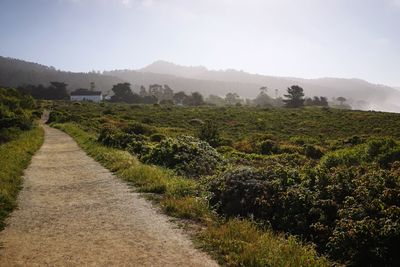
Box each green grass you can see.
[0,126,44,229]
[201,219,330,267]
[54,122,332,266]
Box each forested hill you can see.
[1,56,400,112]
[0,56,123,93]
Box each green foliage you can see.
[51,103,400,266]
[0,127,44,229]
[259,139,280,155]
[55,122,331,266]
[143,135,224,178]
[209,161,400,265]
[320,137,400,169]
[0,87,36,138]
[209,167,312,235]
[18,82,69,100]
[97,123,150,154]
[200,219,330,267]
[283,85,305,108]
[149,133,166,142]
[198,120,221,147]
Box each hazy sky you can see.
[1,0,399,86]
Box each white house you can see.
[70,89,103,102]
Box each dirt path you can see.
[0,125,218,267]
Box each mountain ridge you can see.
[1,56,400,112]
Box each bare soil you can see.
[0,125,218,267]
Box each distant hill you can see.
[135,61,400,112]
[1,56,400,112]
[0,56,123,93]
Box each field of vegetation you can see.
[48,102,400,266]
[0,87,44,228]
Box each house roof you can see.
[70,89,102,96]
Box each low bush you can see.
[143,135,224,178]
[47,110,70,124]
[98,123,150,153]
[0,88,35,134]
[209,163,400,266]
[149,133,166,142]
[209,167,312,235]
[123,121,155,136]
[198,120,221,147]
[98,124,132,148]
[259,139,280,155]
[320,137,400,169]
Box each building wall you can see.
[70,95,103,102]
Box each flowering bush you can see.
[143,135,224,178]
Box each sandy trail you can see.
[0,125,218,267]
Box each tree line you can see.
[16,81,349,109]
[109,83,205,106]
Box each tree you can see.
[142,95,158,104]
[225,92,241,105]
[184,92,204,106]
[259,86,268,95]
[320,96,329,107]
[304,97,313,106]
[110,83,134,103]
[254,92,274,107]
[206,95,226,106]
[48,82,69,100]
[173,91,188,105]
[337,96,346,105]
[139,86,147,97]
[149,84,163,102]
[162,85,174,101]
[90,82,95,91]
[283,85,305,108]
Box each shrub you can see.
[143,135,224,178]
[303,145,324,159]
[98,124,131,148]
[98,123,149,153]
[208,166,312,234]
[188,118,204,126]
[234,139,254,153]
[198,120,221,147]
[149,133,166,142]
[259,139,280,155]
[320,138,400,169]
[0,127,21,144]
[122,122,155,136]
[0,88,35,135]
[47,110,70,124]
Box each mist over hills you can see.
[133,60,400,112]
[1,56,400,112]
[0,56,124,93]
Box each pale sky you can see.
[1,0,400,86]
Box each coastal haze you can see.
[1,56,400,112]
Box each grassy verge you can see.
[0,126,44,229]
[53,122,331,266]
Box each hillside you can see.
[1,56,400,112]
[135,61,400,112]
[0,57,123,93]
